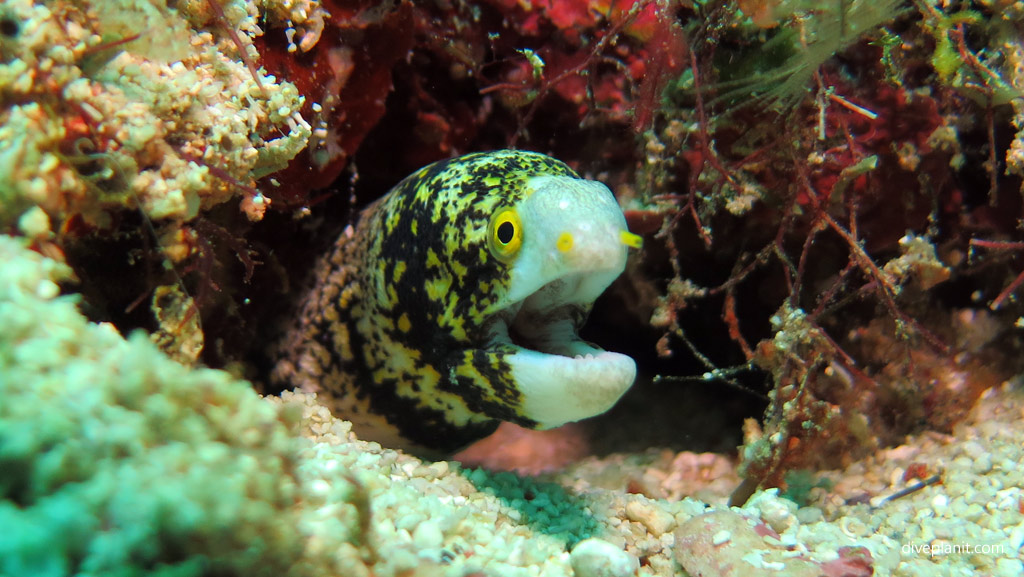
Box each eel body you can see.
[271,150,640,455]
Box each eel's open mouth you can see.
[485,274,637,429]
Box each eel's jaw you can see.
[486,281,637,429]
[504,344,636,429]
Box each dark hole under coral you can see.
[0,17,18,37]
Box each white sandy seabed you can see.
[281,378,1024,577]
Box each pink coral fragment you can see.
[675,510,875,577]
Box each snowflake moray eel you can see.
[272,150,641,456]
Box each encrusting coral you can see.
[0,0,312,364]
[0,234,358,577]
[0,0,309,250]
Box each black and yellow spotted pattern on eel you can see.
[271,150,641,456]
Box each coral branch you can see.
[969,239,1024,251]
[970,238,1024,309]
[206,0,268,99]
[723,290,755,360]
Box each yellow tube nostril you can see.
[620,230,643,249]
[556,232,574,253]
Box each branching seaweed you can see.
[637,0,1020,504]
[704,0,909,113]
[475,0,680,145]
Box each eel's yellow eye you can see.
[488,207,522,261]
